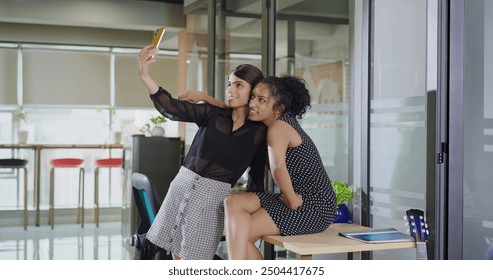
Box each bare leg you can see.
[224,193,261,259]
[245,208,281,259]
[224,193,280,260]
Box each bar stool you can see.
[94,157,122,227]
[49,158,85,229]
[0,158,28,230]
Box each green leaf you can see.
[149,115,167,125]
[331,180,353,205]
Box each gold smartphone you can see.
[151,27,166,48]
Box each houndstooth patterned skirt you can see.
[146,166,231,260]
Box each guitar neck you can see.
[416,241,428,260]
[405,208,429,260]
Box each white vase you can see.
[149,126,165,137]
[113,131,122,144]
[17,130,28,144]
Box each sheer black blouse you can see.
[150,87,267,192]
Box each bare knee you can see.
[224,192,259,214]
[224,194,242,213]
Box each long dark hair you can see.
[260,75,311,119]
[230,64,264,92]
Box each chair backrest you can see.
[131,172,162,234]
[130,172,218,260]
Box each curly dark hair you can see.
[260,75,311,119]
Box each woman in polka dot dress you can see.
[224,75,337,260]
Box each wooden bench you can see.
[261,223,416,260]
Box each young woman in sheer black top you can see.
[137,45,267,260]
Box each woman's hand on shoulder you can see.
[178,91,208,104]
[279,193,303,210]
[178,91,228,108]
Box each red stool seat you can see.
[95,158,122,168]
[50,158,84,167]
[49,157,85,229]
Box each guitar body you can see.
[405,208,429,260]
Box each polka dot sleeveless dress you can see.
[256,113,337,236]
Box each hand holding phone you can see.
[151,27,166,48]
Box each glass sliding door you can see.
[214,0,263,102]
[274,0,350,260]
[275,0,350,197]
[370,0,432,259]
[452,0,493,260]
[183,0,263,151]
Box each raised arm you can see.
[137,45,216,124]
[267,121,303,210]
[178,91,228,109]
[138,45,160,94]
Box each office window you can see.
[0,111,14,143]
[26,108,107,144]
[23,48,110,106]
[115,53,179,108]
[0,48,17,105]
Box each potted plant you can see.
[331,180,353,223]
[141,115,167,136]
[13,106,28,123]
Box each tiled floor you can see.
[0,222,294,260]
[0,222,135,260]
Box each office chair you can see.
[129,172,169,260]
[130,172,161,234]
